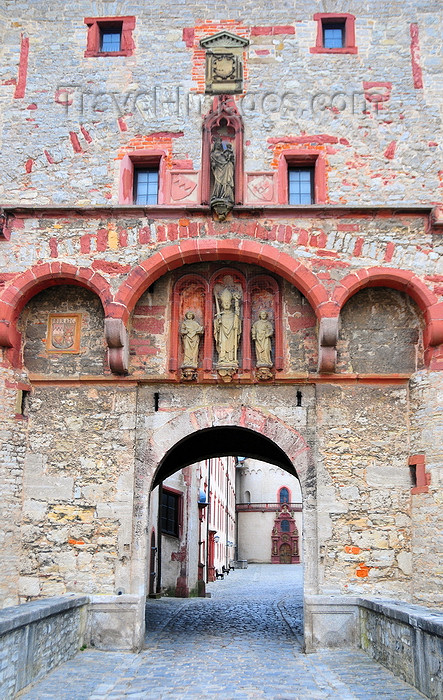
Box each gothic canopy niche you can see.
[202,96,244,219]
[199,31,249,95]
[169,267,282,383]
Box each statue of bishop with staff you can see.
[213,286,241,377]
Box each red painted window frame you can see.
[278,486,292,503]
[119,151,167,205]
[84,16,136,57]
[409,454,430,495]
[310,13,357,55]
[278,150,327,205]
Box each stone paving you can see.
[19,564,425,699]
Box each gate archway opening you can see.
[147,422,307,607]
[153,425,297,488]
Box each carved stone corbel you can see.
[105,318,129,375]
[318,317,339,374]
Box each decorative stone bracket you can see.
[318,317,339,373]
[105,318,129,375]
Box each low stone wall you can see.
[360,598,443,700]
[0,595,88,699]
[305,594,443,698]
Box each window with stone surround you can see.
[119,152,166,205]
[278,150,326,205]
[310,13,357,55]
[409,454,430,495]
[84,16,135,57]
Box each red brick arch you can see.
[332,266,443,347]
[110,239,328,323]
[0,262,112,347]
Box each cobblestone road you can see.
[20,564,424,699]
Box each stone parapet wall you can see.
[360,597,443,700]
[0,595,88,699]
[305,593,443,698]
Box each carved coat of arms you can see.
[47,314,81,353]
[213,55,235,80]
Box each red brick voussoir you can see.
[0,262,112,348]
[111,239,329,323]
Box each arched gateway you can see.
[131,404,313,581]
[127,402,320,650]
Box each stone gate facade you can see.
[1,0,443,651]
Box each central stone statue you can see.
[214,286,241,379]
[210,137,235,220]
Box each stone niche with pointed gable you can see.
[200,31,249,94]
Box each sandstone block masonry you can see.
[0,0,443,653]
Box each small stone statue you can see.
[252,310,274,380]
[180,311,204,378]
[214,286,241,379]
[210,137,235,220]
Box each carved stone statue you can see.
[210,137,235,220]
[214,286,241,380]
[180,311,203,379]
[252,311,274,367]
[252,310,274,380]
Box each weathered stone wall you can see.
[315,384,413,599]
[0,595,88,699]
[359,597,443,700]
[337,288,424,374]
[20,286,106,375]
[0,363,29,606]
[409,371,443,608]
[19,385,137,599]
[0,2,441,206]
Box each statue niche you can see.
[213,279,242,381]
[202,95,244,220]
[180,311,204,381]
[210,137,235,219]
[252,310,274,380]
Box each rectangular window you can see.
[311,13,357,55]
[161,489,181,537]
[288,168,314,205]
[84,16,135,57]
[323,22,345,49]
[100,24,122,52]
[134,168,159,205]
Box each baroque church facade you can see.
[1,0,443,652]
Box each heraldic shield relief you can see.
[46,313,82,353]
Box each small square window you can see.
[84,16,135,58]
[323,22,345,49]
[100,25,122,52]
[134,168,159,205]
[288,168,314,205]
[311,13,357,55]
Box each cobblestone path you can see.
[20,565,424,699]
